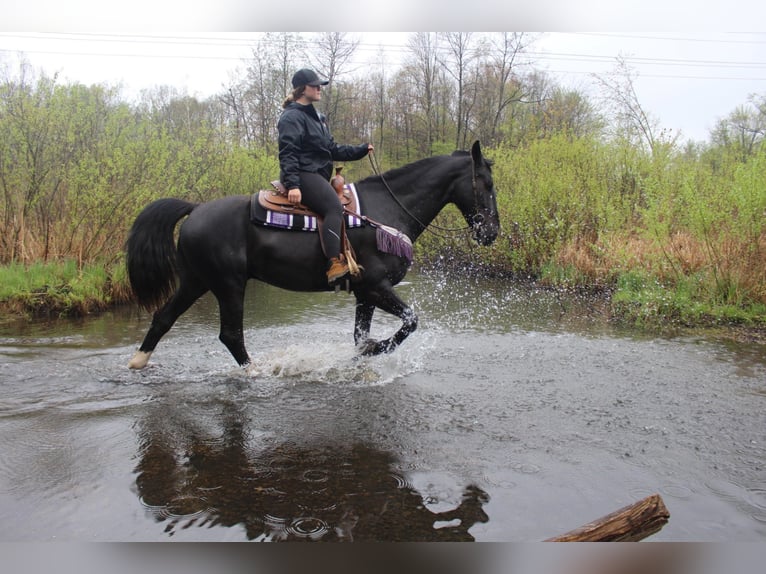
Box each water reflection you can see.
[134,401,489,542]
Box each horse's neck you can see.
[368,157,462,238]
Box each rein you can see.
[367,152,474,236]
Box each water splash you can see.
[243,329,435,387]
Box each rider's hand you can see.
[288,188,301,204]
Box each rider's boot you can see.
[327,257,349,284]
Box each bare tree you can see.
[440,32,476,149]
[710,98,765,160]
[472,32,531,146]
[307,32,360,124]
[369,48,390,154]
[405,32,441,155]
[593,55,666,153]
[386,71,417,162]
[222,33,305,149]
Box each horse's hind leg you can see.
[129,280,208,369]
[211,281,251,368]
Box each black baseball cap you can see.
[291,68,329,89]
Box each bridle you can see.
[367,152,485,237]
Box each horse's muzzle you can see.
[472,213,499,246]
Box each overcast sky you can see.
[2,2,766,143]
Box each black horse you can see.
[126,140,499,371]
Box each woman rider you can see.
[278,68,374,284]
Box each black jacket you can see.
[277,102,369,190]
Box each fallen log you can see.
[545,493,670,542]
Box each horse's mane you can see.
[357,149,492,187]
[356,154,456,187]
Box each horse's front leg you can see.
[354,301,375,346]
[355,287,418,356]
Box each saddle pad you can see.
[250,183,364,231]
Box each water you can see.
[0,270,764,542]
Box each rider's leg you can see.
[298,171,348,283]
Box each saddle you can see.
[257,180,358,217]
[251,175,364,233]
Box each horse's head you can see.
[454,141,500,246]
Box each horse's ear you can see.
[471,140,482,164]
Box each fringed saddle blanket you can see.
[251,183,364,231]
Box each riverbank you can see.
[0,260,132,323]
[2,260,765,345]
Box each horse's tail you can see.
[126,198,197,311]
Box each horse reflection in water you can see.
[134,405,489,541]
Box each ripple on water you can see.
[703,479,766,526]
[302,468,330,483]
[285,516,331,540]
[745,488,766,523]
[0,422,75,495]
[389,471,414,490]
[0,409,134,504]
[480,470,518,490]
[660,483,696,500]
[512,463,541,475]
[704,479,746,503]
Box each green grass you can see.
[610,269,766,329]
[0,260,131,318]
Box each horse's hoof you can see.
[128,350,152,369]
[357,339,380,356]
[244,362,258,377]
[358,339,395,356]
